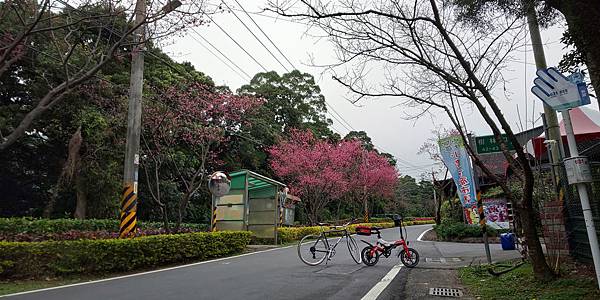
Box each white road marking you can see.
[361,263,403,300]
[417,227,433,241]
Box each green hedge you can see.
[0,231,251,279]
[277,220,435,243]
[434,221,509,240]
[0,218,207,235]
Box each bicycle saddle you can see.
[371,226,383,230]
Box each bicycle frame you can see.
[362,233,411,259]
[315,220,354,262]
[321,230,347,258]
[363,218,412,259]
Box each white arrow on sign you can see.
[531,67,590,111]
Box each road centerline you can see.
[360,263,403,300]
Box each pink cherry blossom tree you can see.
[269,130,397,224]
[143,82,263,231]
[350,149,398,222]
[269,130,347,224]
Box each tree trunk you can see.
[548,0,600,107]
[520,173,555,281]
[363,197,369,222]
[161,205,170,233]
[43,127,82,218]
[435,190,443,225]
[176,192,191,232]
[73,175,86,219]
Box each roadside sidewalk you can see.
[403,266,473,300]
[385,238,521,299]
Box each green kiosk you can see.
[210,170,299,244]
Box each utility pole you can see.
[527,5,600,288]
[526,7,564,180]
[120,0,181,238]
[120,0,146,238]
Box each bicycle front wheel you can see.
[298,234,329,266]
[347,235,362,264]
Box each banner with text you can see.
[438,135,478,211]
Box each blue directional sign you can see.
[531,67,591,111]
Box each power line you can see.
[188,29,250,81]
[204,13,269,72]
[216,1,358,137]
[231,0,297,70]
[205,2,307,26]
[189,28,252,80]
[222,1,289,72]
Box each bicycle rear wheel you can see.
[298,234,329,266]
[361,246,379,266]
[347,235,362,264]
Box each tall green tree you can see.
[238,70,335,139]
[230,70,338,176]
[392,175,435,217]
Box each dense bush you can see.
[0,231,251,279]
[440,199,464,223]
[0,218,207,236]
[0,228,199,242]
[277,220,435,243]
[434,221,509,240]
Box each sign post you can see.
[532,68,600,289]
[208,172,232,232]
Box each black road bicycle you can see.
[297,219,362,266]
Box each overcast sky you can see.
[163,1,599,179]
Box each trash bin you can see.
[500,233,515,250]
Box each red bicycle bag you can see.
[355,225,372,236]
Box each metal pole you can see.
[468,134,492,264]
[562,110,600,289]
[477,191,492,264]
[120,0,146,238]
[526,8,564,176]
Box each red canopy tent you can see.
[532,107,600,158]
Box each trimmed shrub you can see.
[0,231,251,279]
[433,221,509,240]
[0,218,207,236]
[0,228,200,242]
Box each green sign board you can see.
[475,134,514,154]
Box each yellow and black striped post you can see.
[119,183,137,238]
[211,204,217,232]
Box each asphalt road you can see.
[2,224,520,300]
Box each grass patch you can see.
[459,263,600,300]
[0,276,91,296]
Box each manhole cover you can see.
[429,288,463,297]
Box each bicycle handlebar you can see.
[318,218,358,230]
